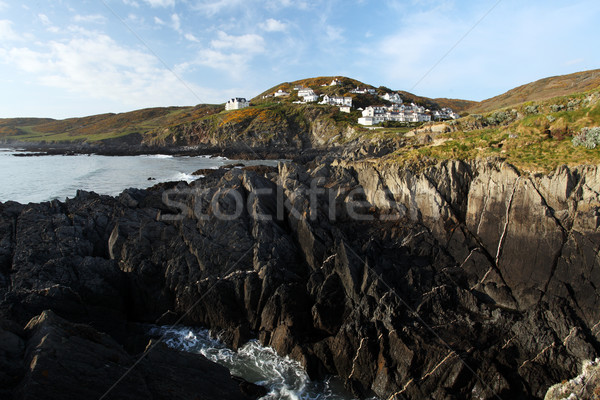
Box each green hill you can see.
[383,87,600,172]
[468,69,600,113]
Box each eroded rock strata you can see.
[0,158,599,399]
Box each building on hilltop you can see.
[274,89,290,97]
[330,78,342,86]
[225,98,249,111]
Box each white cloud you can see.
[185,33,200,42]
[123,0,140,7]
[38,13,60,33]
[565,58,585,66]
[0,1,8,11]
[264,0,311,11]
[325,25,343,42]
[192,0,243,16]
[154,16,165,25]
[73,14,107,24]
[193,31,265,77]
[211,31,264,53]
[127,13,144,24]
[0,20,21,42]
[259,18,287,32]
[171,13,181,32]
[142,0,175,7]
[38,13,52,26]
[5,30,203,107]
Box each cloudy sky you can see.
[0,0,599,118]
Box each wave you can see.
[145,154,174,159]
[171,172,198,183]
[151,326,362,400]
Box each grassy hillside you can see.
[468,69,600,114]
[434,98,477,113]
[382,88,600,172]
[0,105,222,143]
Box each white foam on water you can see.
[150,326,368,400]
[145,154,175,159]
[171,172,198,183]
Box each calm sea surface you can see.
[0,148,277,204]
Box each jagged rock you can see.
[0,159,598,400]
[12,310,262,400]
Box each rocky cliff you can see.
[0,158,599,399]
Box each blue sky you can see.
[0,0,599,119]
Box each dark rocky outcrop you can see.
[12,310,262,400]
[0,159,599,399]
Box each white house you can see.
[433,108,460,120]
[350,87,376,95]
[225,98,249,111]
[321,95,352,107]
[339,105,352,113]
[358,106,386,125]
[381,93,403,104]
[358,104,431,125]
[296,88,319,103]
[330,78,342,86]
[274,89,290,97]
[297,88,311,97]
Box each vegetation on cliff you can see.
[382,88,600,172]
[467,68,600,113]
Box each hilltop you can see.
[468,69,600,113]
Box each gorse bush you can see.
[572,127,600,149]
[524,105,539,114]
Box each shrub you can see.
[524,105,539,114]
[551,104,565,112]
[572,127,600,149]
[567,99,580,110]
[486,111,509,125]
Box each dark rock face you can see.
[14,310,261,400]
[0,159,598,399]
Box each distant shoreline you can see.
[0,140,330,162]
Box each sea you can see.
[151,326,363,400]
[0,148,276,204]
[0,148,368,400]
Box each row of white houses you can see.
[358,104,432,125]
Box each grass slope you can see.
[468,69,600,114]
[384,88,600,172]
[0,105,222,143]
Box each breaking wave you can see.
[151,326,368,400]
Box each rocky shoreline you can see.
[1,156,599,399]
[0,139,337,162]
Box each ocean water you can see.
[0,148,278,204]
[151,326,367,400]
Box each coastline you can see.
[0,139,334,162]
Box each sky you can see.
[0,0,599,119]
